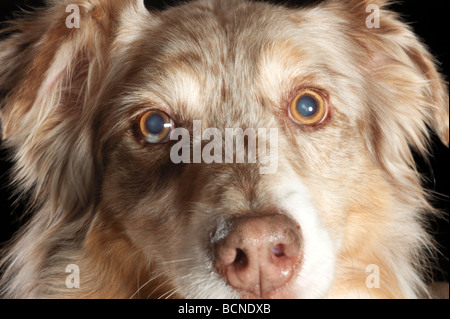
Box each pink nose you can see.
[212,214,302,298]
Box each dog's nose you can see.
[212,214,302,298]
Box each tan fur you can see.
[0,0,448,298]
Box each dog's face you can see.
[0,0,448,298]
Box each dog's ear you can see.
[0,0,151,215]
[335,1,448,180]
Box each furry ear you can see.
[0,0,150,216]
[341,3,449,183]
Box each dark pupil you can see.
[296,95,318,117]
[145,113,166,134]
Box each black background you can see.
[0,0,448,285]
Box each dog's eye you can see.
[138,110,174,143]
[289,89,328,126]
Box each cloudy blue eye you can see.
[139,110,174,143]
[296,95,318,118]
[289,89,328,125]
[145,113,166,134]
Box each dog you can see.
[0,0,448,299]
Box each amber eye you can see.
[138,110,174,143]
[289,89,328,126]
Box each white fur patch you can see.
[272,173,336,298]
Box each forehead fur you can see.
[117,0,368,131]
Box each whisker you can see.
[159,286,179,299]
[147,277,172,299]
[130,270,169,299]
[158,272,195,299]
[160,257,195,265]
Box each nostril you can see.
[271,244,285,257]
[233,248,247,267]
